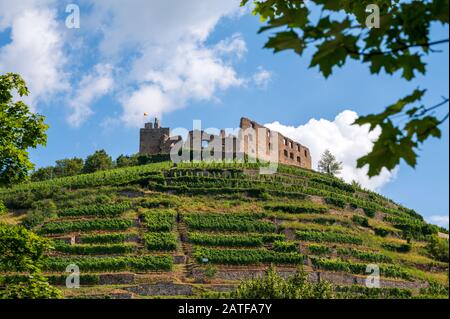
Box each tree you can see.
[116,154,138,168]
[318,150,343,176]
[240,0,449,177]
[0,73,49,186]
[426,235,449,262]
[83,150,113,173]
[30,166,55,182]
[54,157,84,177]
[233,265,333,299]
[0,224,62,299]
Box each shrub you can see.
[38,218,133,234]
[264,202,328,214]
[426,236,449,262]
[54,243,135,255]
[374,227,391,237]
[143,232,177,251]
[352,215,369,227]
[140,211,176,232]
[184,213,276,233]
[363,207,376,218]
[335,285,413,299]
[295,230,363,245]
[194,247,304,265]
[79,233,130,244]
[382,242,412,253]
[0,201,7,215]
[188,232,263,247]
[58,203,133,218]
[308,244,332,255]
[324,197,346,208]
[233,266,334,299]
[44,255,173,272]
[337,247,393,263]
[272,241,298,253]
[22,200,58,229]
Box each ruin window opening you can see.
[284,150,288,157]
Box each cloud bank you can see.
[0,0,271,127]
[266,110,398,191]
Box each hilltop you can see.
[0,161,448,299]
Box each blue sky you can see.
[0,1,448,228]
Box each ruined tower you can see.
[139,118,180,155]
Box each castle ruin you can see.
[139,117,312,170]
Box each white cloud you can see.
[266,110,398,191]
[67,64,114,127]
[252,66,272,89]
[0,1,67,106]
[427,215,449,229]
[84,0,245,127]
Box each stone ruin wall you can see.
[139,117,312,170]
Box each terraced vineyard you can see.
[0,161,448,299]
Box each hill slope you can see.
[0,161,448,299]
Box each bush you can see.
[295,230,363,245]
[58,203,133,218]
[335,285,412,299]
[21,200,58,229]
[184,213,276,233]
[426,236,449,262]
[382,242,412,253]
[308,244,332,255]
[143,232,177,251]
[44,255,173,272]
[324,197,346,208]
[352,215,369,227]
[79,233,131,244]
[188,232,263,247]
[54,242,135,255]
[0,201,7,215]
[194,247,304,265]
[233,266,334,299]
[363,207,376,218]
[38,218,133,234]
[264,202,328,214]
[336,247,393,263]
[272,241,298,253]
[374,227,391,237]
[141,211,176,232]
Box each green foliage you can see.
[352,215,370,227]
[116,154,139,168]
[38,218,133,235]
[54,158,84,178]
[426,236,449,262]
[272,241,298,253]
[143,232,177,251]
[54,242,135,255]
[184,213,276,233]
[78,233,131,244]
[44,255,172,272]
[337,247,393,263]
[0,224,61,299]
[374,227,391,237]
[382,242,412,253]
[0,73,49,186]
[363,207,376,218]
[308,244,332,255]
[324,196,346,208]
[188,232,264,247]
[233,266,334,299]
[21,199,58,230]
[141,211,176,232]
[83,150,113,174]
[264,202,328,214]
[0,200,7,215]
[311,258,412,280]
[241,0,449,175]
[58,202,133,218]
[317,150,343,176]
[335,285,413,299]
[296,230,363,245]
[194,247,304,265]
